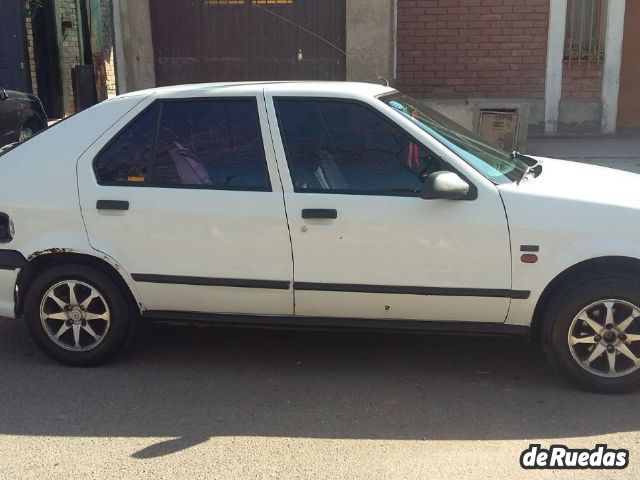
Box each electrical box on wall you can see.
[478,109,519,152]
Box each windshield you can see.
[380,92,529,183]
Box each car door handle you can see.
[96,200,129,211]
[301,209,337,219]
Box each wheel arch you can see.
[531,255,640,339]
[16,251,143,317]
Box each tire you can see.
[18,125,35,143]
[24,264,132,366]
[542,273,640,393]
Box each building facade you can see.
[394,0,635,137]
[0,0,117,118]
[114,0,636,142]
[3,0,637,137]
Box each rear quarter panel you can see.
[0,95,150,314]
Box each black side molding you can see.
[132,273,290,290]
[294,282,530,300]
[141,310,530,338]
[96,200,129,211]
[302,209,338,219]
[0,250,27,270]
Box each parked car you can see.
[0,87,47,149]
[1,81,639,392]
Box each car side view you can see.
[1,81,640,393]
[0,86,47,148]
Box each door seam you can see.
[497,189,514,323]
[262,89,297,315]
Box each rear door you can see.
[78,92,294,315]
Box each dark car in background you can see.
[0,87,47,148]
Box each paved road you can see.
[4,135,640,478]
[528,134,640,175]
[1,317,639,479]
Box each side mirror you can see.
[421,171,470,200]
[0,88,7,101]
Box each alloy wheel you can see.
[39,280,111,352]
[568,299,640,378]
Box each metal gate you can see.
[0,0,28,91]
[149,0,346,86]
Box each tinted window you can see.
[95,105,159,184]
[275,99,443,195]
[153,99,270,190]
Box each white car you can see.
[1,81,639,392]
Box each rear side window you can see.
[94,104,159,184]
[94,98,270,191]
[153,100,270,190]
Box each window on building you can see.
[94,104,160,185]
[275,98,442,195]
[204,0,293,5]
[203,0,245,6]
[564,0,607,67]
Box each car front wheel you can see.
[24,264,131,366]
[542,273,640,393]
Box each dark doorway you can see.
[31,0,63,118]
[0,0,28,91]
[149,0,346,86]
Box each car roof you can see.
[117,81,395,99]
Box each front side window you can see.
[274,98,444,195]
[95,98,270,191]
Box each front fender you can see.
[507,240,640,326]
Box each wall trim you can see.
[544,0,567,134]
[601,0,627,134]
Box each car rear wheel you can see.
[542,273,640,393]
[24,264,131,366]
[18,125,34,143]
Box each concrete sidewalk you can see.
[526,134,640,174]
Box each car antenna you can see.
[376,73,390,87]
[252,3,346,56]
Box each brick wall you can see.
[396,0,549,99]
[24,15,38,95]
[561,62,602,100]
[57,0,116,112]
[101,0,116,97]
[58,0,82,115]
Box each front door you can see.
[78,93,294,315]
[266,94,513,323]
